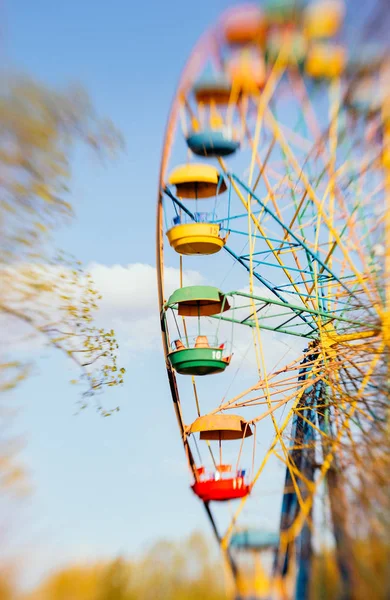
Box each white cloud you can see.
[1,261,304,373]
[89,263,202,320]
[88,263,203,353]
[85,263,303,375]
[0,262,203,360]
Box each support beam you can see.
[318,389,356,599]
[273,352,318,600]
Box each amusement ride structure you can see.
[156,1,389,598]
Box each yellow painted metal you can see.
[380,310,390,348]
[383,145,390,170]
[305,43,346,78]
[382,68,390,327]
[166,222,226,255]
[318,323,380,351]
[281,347,384,547]
[265,110,377,306]
[191,116,200,131]
[168,164,227,198]
[220,354,324,552]
[209,103,225,129]
[304,0,345,39]
[254,554,271,598]
[189,413,253,440]
[329,330,380,343]
[236,553,271,599]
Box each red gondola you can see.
[192,468,250,502]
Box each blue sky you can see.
[4,0,259,587]
[3,0,299,588]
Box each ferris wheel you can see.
[156,1,389,598]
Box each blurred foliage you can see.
[0,568,17,600]
[0,76,126,575]
[0,76,126,410]
[25,533,227,600]
[0,532,388,599]
[311,538,390,600]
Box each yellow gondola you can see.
[168,164,227,199]
[167,221,227,255]
[303,0,345,40]
[305,43,346,79]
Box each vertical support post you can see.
[273,351,318,600]
[318,386,355,599]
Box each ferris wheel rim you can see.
[156,3,389,596]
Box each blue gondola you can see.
[230,529,279,551]
[187,128,240,158]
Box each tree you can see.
[0,76,125,411]
[0,568,16,600]
[97,559,135,600]
[0,77,127,577]
[26,533,227,600]
[27,564,105,600]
